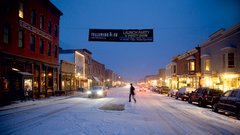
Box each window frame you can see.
[30,34,35,51]
[18,30,24,48]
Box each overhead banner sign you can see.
[89,29,153,42]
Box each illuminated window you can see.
[39,39,44,54]
[19,2,24,18]
[205,59,210,71]
[30,35,35,51]
[18,30,24,48]
[3,25,10,44]
[228,53,234,68]
[189,61,195,71]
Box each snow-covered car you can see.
[167,89,178,97]
[87,86,108,98]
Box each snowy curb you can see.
[0,96,72,111]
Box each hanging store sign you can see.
[89,29,153,42]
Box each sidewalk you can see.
[0,92,84,111]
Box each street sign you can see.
[89,29,153,42]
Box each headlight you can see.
[87,91,92,94]
[97,90,103,95]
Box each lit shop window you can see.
[189,61,195,71]
[19,2,24,18]
[205,59,210,71]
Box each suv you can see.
[212,89,240,119]
[188,87,223,107]
[175,87,195,101]
[157,86,170,94]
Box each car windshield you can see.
[91,86,103,90]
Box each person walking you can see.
[129,83,136,103]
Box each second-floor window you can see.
[39,39,44,54]
[48,21,52,34]
[54,45,57,58]
[19,2,24,18]
[228,53,235,68]
[30,35,35,51]
[31,9,36,25]
[40,16,44,29]
[205,59,210,71]
[173,65,176,74]
[18,30,24,48]
[48,43,51,56]
[189,60,195,71]
[3,25,10,44]
[54,25,58,37]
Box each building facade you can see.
[0,0,62,103]
[175,47,201,89]
[92,59,105,86]
[200,24,240,91]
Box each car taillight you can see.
[203,95,208,99]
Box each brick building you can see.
[0,0,62,104]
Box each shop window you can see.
[40,16,44,29]
[18,30,24,48]
[3,25,10,44]
[30,35,35,51]
[48,43,51,56]
[205,59,210,71]
[19,2,24,18]
[228,53,235,68]
[31,9,36,25]
[39,39,44,54]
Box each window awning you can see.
[221,45,237,52]
[18,72,33,76]
[93,76,100,82]
[186,56,195,60]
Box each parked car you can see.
[175,87,195,101]
[157,86,170,94]
[87,86,108,98]
[212,89,240,119]
[168,89,178,97]
[188,87,223,107]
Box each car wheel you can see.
[212,103,218,112]
[198,99,205,107]
[181,97,184,101]
[175,96,178,99]
[188,97,192,104]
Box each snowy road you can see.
[0,86,240,135]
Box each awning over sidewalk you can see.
[93,76,100,82]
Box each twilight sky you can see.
[50,0,240,82]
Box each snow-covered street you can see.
[0,87,240,135]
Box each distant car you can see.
[188,87,223,107]
[157,86,170,94]
[212,89,240,119]
[87,86,108,98]
[175,87,195,101]
[168,89,178,97]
